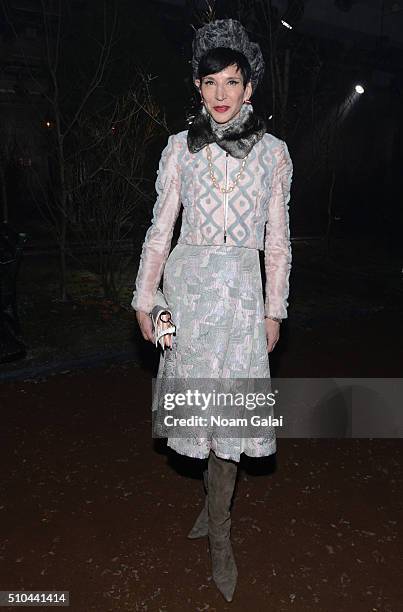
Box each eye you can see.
[228,80,240,85]
[204,79,214,85]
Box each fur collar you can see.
[187,103,267,159]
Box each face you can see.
[195,64,253,124]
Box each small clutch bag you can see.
[149,289,176,350]
[131,288,176,350]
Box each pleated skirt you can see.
[152,243,276,462]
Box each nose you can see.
[215,85,226,101]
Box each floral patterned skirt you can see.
[151,243,276,463]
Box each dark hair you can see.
[197,47,252,89]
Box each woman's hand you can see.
[265,318,280,353]
[136,311,154,342]
[136,310,174,349]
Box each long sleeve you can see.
[131,134,182,314]
[264,139,293,319]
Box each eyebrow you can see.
[202,76,241,80]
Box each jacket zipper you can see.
[224,152,229,243]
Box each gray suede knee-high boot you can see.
[208,450,238,602]
[187,468,209,539]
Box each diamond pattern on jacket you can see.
[197,145,223,242]
[227,147,257,245]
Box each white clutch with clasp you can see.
[149,289,176,350]
[132,288,176,350]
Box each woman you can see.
[132,19,293,603]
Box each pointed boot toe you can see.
[210,539,238,602]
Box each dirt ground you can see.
[1,364,402,611]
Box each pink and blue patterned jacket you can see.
[132,129,293,319]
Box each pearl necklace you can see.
[206,144,248,194]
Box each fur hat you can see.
[191,19,265,92]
